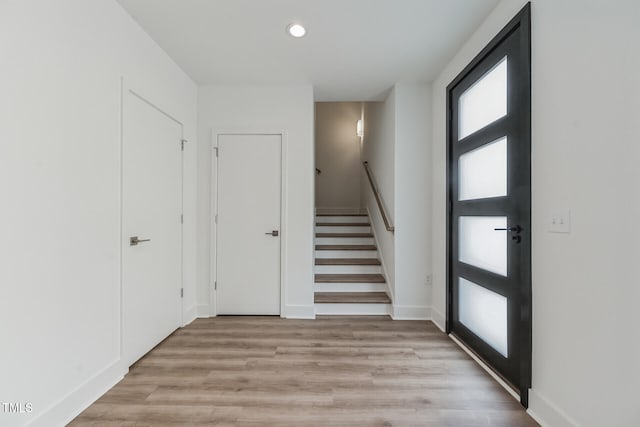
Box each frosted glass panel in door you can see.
[459,277,508,357]
[459,216,507,276]
[459,137,507,201]
[458,57,507,139]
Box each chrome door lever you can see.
[265,230,279,237]
[130,236,151,246]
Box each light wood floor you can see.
[70,316,539,426]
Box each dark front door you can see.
[446,4,532,406]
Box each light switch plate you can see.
[549,210,571,233]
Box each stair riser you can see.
[315,216,368,223]
[315,226,371,234]
[315,303,392,316]
[315,250,378,258]
[314,265,382,274]
[316,237,374,245]
[314,282,387,292]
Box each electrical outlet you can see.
[549,210,571,233]
[425,275,432,286]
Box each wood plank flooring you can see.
[315,244,377,251]
[314,292,392,304]
[315,258,381,266]
[316,213,368,217]
[316,222,371,227]
[316,233,374,238]
[315,274,386,283]
[70,316,539,427]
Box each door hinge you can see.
[181,139,187,151]
[214,214,218,224]
[213,146,218,157]
[180,214,184,224]
[180,288,184,298]
[214,281,217,290]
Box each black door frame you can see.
[445,3,532,407]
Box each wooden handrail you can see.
[362,161,394,233]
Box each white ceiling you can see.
[116,0,500,101]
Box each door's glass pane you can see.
[459,216,507,276]
[459,277,508,357]
[459,137,507,201]
[458,57,507,139]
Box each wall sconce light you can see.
[356,119,364,138]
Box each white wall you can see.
[430,0,640,425]
[393,84,432,319]
[0,1,198,426]
[361,85,433,318]
[315,102,362,212]
[361,92,396,298]
[197,85,315,319]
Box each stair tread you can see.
[315,274,386,283]
[316,233,373,238]
[316,245,377,250]
[315,258,381,266]
[316,222,371,227]
[316,213,368,217]
[314,292,391,304]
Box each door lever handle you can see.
[265,230,279,237]
[130,236,151,246]
[494,225,523,234]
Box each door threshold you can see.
[448,333,520,402]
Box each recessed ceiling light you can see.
[287,23,306,38]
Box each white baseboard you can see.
[285,305,316,319]
[391,305,430,320]
[430,306,446,332]
[196,304,212,318]
[182,305,197,326]
[27,360,126,427]
[528,388,578,427]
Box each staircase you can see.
[314,213,392,315]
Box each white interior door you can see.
[122,90,182,366]
[216,134,281,315]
